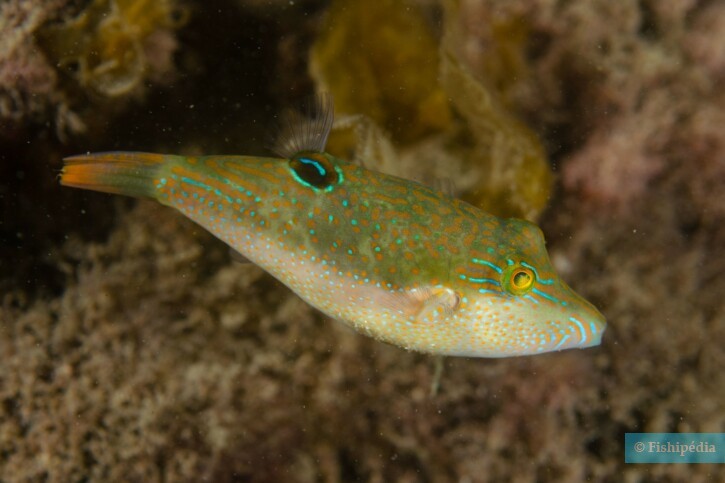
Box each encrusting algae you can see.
[37,0,186,97]
[309,0,452,144]
[309,0,552,221]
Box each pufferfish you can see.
[60,95,605,357]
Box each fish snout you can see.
[568,290,606,348]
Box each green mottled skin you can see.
[62,150,606,357]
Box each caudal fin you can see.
[61,152,170,199]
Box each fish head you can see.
[464,218,606,356]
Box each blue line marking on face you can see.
[569,316,587,344]
[554,334,570,350]
[532,288,561,304]
[467,277,501,286]
[472,258,503,273]
[520,261,555,285]
[524,295,539,305]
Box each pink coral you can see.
[0,0,67,126]
[562,98,668,206]
[684,2,725,82]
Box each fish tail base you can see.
[61,152,172,199]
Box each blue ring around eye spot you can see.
[298,157,327,176]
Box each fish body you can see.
[61,99,605,357]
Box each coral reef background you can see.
[1,0,723,481]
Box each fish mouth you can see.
[580,317,606,347]
[571,298,607,348]
[559,281,607,349]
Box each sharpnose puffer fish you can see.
[61,96,605,357]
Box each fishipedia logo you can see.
[625,433,725,463]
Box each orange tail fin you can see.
[61,152,170,199]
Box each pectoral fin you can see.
[380,286,461,324]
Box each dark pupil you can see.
[291,156,335,188]
[514,271,530,286]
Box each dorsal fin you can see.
[272,93,334,158]
[432,176,456,197]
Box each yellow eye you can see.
[505,266,535,295]
[512,269,533,289]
